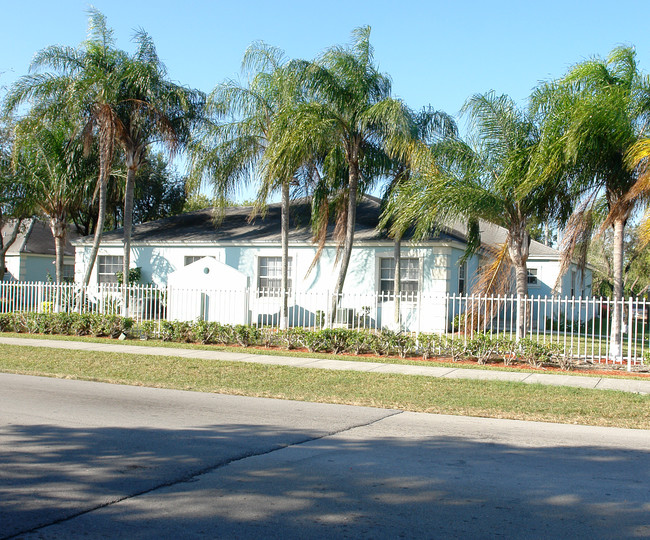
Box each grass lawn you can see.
[0,343,648,430]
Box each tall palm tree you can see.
[190,42,298,329]
[383,92,562,340]
[5,9,128,287]
[114,30,203,310]
[381,106,457,327]
[266,27,411,321]
[532,46,650,359]
[13,117,93,282]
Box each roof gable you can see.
[2,219,80,256]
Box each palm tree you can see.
[12,117,93,282]
[113,30,203,311]
[5,9,127,287]
[383,92,562,340]
[532,46,650,359]
[266,27,411,322]
[378,107,457,326]
[190,42,298,329]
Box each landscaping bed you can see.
[1,311,647,379]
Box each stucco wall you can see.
[74,242,471,295]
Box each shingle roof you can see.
[2,219,80,256]
[75,195,560,259]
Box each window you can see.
[62,264,75,283]
[379,258,419,296]
[458,263,467,295]
[98,255,123,284]
[570,269,576,297]
[527,268,538,286]
[184,255,214,266]
[258,256,292,295]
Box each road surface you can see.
[1,373,648,539]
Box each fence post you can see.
[628,296,633,372]
[325,290,331,329]
[246,287,251,326]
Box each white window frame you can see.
[378,257,420,299]
[458,262,467,295]
[97,255,123,284]
[527,267,539,287]
[257,255,293,297]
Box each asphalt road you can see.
[1,373,649,539]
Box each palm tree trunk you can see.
[82,116,114,287]
[82,178,107,286]
[394,235,401,327]
[330,158,359,325]
[0,216,22,281]
[280,179,290,330]
[122,165,137,316]
[609,217,625,360]
[513,261,528,341]
[49,216,66,283]
[507,224,530,341]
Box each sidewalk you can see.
[1,336,649,395]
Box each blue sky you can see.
[2,0,650,197]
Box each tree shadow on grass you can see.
[1,420,649,539]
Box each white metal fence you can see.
[0,280,647,366]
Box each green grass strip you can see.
[1,332,646,379]
[0,344,647,430]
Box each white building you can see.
[73,196,591,330]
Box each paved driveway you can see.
[1,373,648,539]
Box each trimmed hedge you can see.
[0,312,133,338]
[0,312,574,370]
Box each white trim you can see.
[375,253,422,296]
[254,253,295,295]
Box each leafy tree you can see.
[381,106,457,326]
[112,30,203,311]
[266,27,411,321]
[0,117,33,280]
[129,154,186,225]
[12,117,93,282]
[532,46,650,358]
[589,225,650,298]
[5,9,129,286]
[383,92,564,339]
[190,42,299,329]
[182,193,214,213]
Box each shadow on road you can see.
[1,420,649,538]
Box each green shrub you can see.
[190,320,215,344]
[0,313,19,332]
[417,333,441,360]
[233,324,260,347]
[260,327,281,348]
[320,328,351,354]
[466,333,498,365]
[51,312,76,335]
[138,320,158,340]
[437,335,469,362]
[518,338,558,367]
[347,330,375,355]
[388,331,416,358]
[495,336,517,366]
[72,313,94,336]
